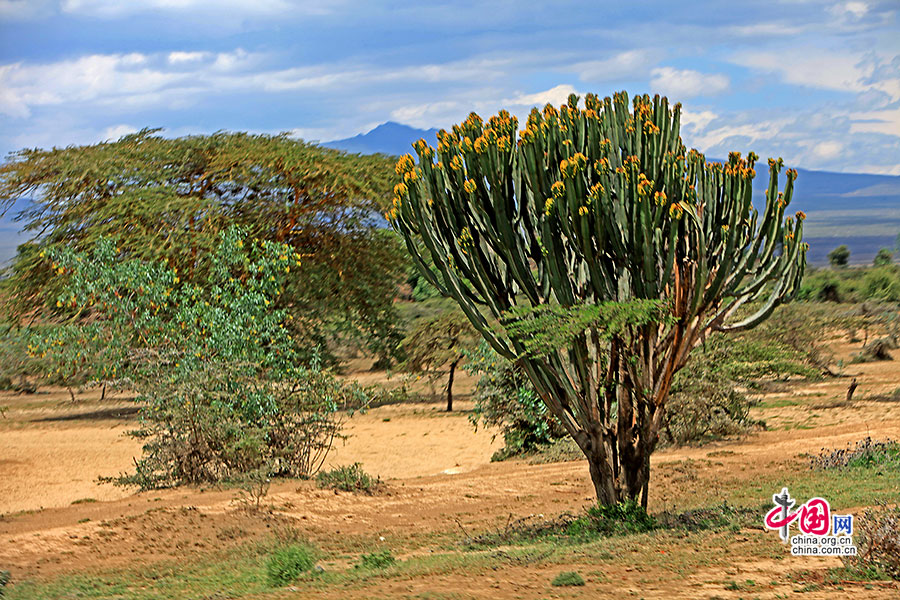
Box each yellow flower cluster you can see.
[636,174,653,196]
[395,154,416,177]
[559,153,586,178]
[551,181,566,199]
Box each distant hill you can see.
[323,121,439,156]
[2,124,898,267]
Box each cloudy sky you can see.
[1,0,899,174]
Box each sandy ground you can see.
[0,339,899,598]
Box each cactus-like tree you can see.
[389,91,806,506]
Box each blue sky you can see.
[0,0,898,175]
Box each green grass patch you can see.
[550,571,585,586]
[356,549,396,570]
[265,544,316,586]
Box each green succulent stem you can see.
[391,91,806,506]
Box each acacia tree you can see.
[390,91,806,506]
[401,309,478,411]
[0,130,405,363]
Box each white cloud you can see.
[649,67,730,99]
[167,51,210,64]
[686,119,789,152]
[829,1,869,19]
[101,124,138,140]
[731,48,900,101]
[680,107,719,132]
[503,84,581,108]
[0,51,529,120]
[726,22,806,37]
[811,140,844,159]
[849,106,900,136]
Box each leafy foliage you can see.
[400,308,478,410]
[874,248,894,267]
[566,501,657,538]
[500,300,672,358]
[0,326,38,392]
[829,244,850,267]
[463,341,565,459]
[37,227,362,488]
[0,130,406,364]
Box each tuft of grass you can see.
[551,571,585,587]
[265,544,316,586]
[70,498,97,505]
[315,463,382,494]
[566,501,656,538]
[356,549,396,570]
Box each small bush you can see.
[566,501,656,538]
[0,570,9,596]
[862,267,900,302]
[266,544,315,586]
[551,571,585,587]
[841,503,900,581]
[356,549,396,569]
[316,463,382,494]
[463,341,565,459]
[811,437,900,470]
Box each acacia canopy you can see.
[0,129,405,359]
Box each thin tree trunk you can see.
[446,359,459,412]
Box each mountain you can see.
[2,123,898,267]
[323,121,439,156]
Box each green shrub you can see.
[874,248,894,267]
[463,341,565,460]
[42,227,363,489]
[316,463,382,494]
[0,326,38,393]
[551,571,585,586]
[862,267,900,302]
[566,501,656,538]
[266,544,316,586]
[356,549,396,569]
